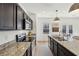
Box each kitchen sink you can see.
[56,36,74,41]
[53,36,67,41]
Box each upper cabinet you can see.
[0,3,16,30]
[22,13,33,30]
[0,3,33,30]
[16,5,24,30]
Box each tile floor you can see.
[32,41,53,56]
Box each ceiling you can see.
[19,3,79,17]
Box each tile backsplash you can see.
[0,30,29,45]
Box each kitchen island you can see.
[48,35,79,56]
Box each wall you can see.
[36,17,51,41]
[0,30,29,45]
[36,17,79,41]
[60,17,79,35]
[50,17,79,36]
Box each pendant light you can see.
[69,3,79,12]
[54,10,60,21]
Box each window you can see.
[43,23,49,34]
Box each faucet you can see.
[63,33,71,41]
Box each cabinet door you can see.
[3,3,14,29]
[58,48,65,56]
[0,4,3,29]
[53,40,57,56]
[0,3,15,30]
[58,44,65,56]
[48,36,50,47]
[30,43,32,56]
[50,38,52,50]
[51,39,54,53]
[16,6,23,30]
[22,13,27,29]
[31,20,33,30]
[58,44,76,56]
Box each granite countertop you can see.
[48,35,79,56]
[0,42,31,56]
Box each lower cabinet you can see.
[58,44,76,56]
[48,36,76,56]
[58,44,66,56]
[48,36,50,48]
[23,43,32,56]
[53,40,57,56]
[23,51,27,56]
[48,36,57,56]
[48,36,53,52]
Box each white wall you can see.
[0,30,29,45]
[50,17,79,36]
[36,17,51,41]
[36,17,79,41]
[60,17,79,36]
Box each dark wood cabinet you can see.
[48,36,54,54]
[0,3,33,30]
[48,36,76,56]
[50,38,54,53]
[58,44,65,56]
[23,44,32,56]
[58,44,75,56]
[48,36,50,47]
[22,13,27,30]
[26,47,31,56]
[53,40,57,56]
[0,3,16,30]
[16,5,24,30]
[0,4,3,29]
[31,19,33,30]
[22,18,33,30]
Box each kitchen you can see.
[0,3,79,56]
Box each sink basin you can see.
[53,36,67,41]
[53,35,74,41]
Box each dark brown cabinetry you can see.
[30,19,33,30]
[0,3,16,30]
[48,36,76,56]
[50,38,54,53]
[16,5,24,30]
[58,44,75,56]
[0,3,33,30]
[48,36,54,54]
[53,40,57,56]
[48,36,51,47]
[23,43,32,56]
[22,18,33,30]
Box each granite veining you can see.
[49,35,79,56]
[0,40,31,56]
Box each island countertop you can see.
[0,42,31,56]
[48,35,79,56]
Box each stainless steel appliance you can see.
[16,33,26,42]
